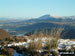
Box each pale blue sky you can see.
[0,0,75,18]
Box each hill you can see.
[15,22,59,32]
[0,29,12,39]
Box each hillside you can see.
[0,29,12,39]
[14,22,75,39]
[15,22,60,32]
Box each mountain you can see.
[0,14,75,39]
[23,14,75,23]
[0,17,26,24]
[38,14,52,19]
[0,14,75,24]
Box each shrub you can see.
[0,55,7,56]
[28,33,37,40]
[28,39,42,51]
[45,38,58,50]
[2,48,14,56]
[0,41,7,46]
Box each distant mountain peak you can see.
[42,14,51,16]
[39,14,51,19]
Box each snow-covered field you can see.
[0,37,75,51]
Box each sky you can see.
[0,0,75,18]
